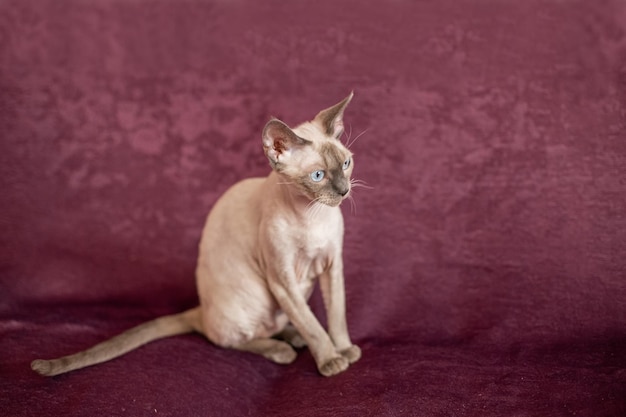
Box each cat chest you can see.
[296,230,338,280]
[267,207,343,282]
[292,250,332,292]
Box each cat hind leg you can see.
[234,338,297,364]
[275,323,307,348]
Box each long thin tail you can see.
[31,307,202,377]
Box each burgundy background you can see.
[1,0,626,416]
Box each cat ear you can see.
[313,91,354,139]
[262,119,310,167]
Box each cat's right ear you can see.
[262,119,310,168]
[313,92,353,139]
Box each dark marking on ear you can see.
[273,136,287,155]
[314,92,354,138]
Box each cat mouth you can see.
[323,192,350,207]
[338,188,351,204]
[307,188,350,208]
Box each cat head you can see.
[262,93,354,207]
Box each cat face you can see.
[289,125,354,207]
[262,93,355,207]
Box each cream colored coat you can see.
[32,93,360,377]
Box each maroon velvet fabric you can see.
[2,0,625,415]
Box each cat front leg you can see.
[319,260,361,364]
[267,277,349,377]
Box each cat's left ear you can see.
[314,91,354,139]
[262,119,310,168]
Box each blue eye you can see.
[342,158,351,170]
[310,170,325,182]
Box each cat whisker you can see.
[343,123,353,146]
[307,204,322,221]
[347,194,357,215]
[350,179,373,190]
[306,197,322,210]
[305,198,324,220]
[346,128,368,149]
[315,203,325,219]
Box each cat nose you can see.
[333,179,350,197]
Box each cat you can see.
[31,93,361,377]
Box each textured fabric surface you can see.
[1,0,626,415]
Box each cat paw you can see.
[339,345,361,364]
[318,355,349,377]
[265,343,297,365]
[288,334,307,348]
[278,325,307,348]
